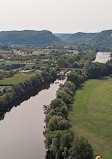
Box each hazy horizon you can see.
[0,0,112,33]
[0,29,110,34]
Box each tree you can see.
[57,91,72,104]
[57,81,76,97]
[45,130,74,159]
[0,97,5,108]
[57,58,68,68]
[47,115,70,132]
[70,137,94,159]
[67,72,83,86]
[50,98,67,109]
[86,63,106,79]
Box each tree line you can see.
[43,48,112,159]
[86,59,112,79]
[44,58,112,159]
[0,68,57,117]
[44,73,94,159]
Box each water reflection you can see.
[0,83,51,121]
[0,79,65,159]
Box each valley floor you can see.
[68,77,112,159]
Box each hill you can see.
[55,30,112,51]
[0,30,63,46]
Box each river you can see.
[94,52,111,63]
[0,79,65,159]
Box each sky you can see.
[0,0,112,33]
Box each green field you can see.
[68,77,112,159]
[0,71,39,85]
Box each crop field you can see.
[68,77,112,159]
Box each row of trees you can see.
[65,55,112,80]
[67,60,112,83]
[45,49,111,159]
[0,68,57,115]
[86,59,112,79]
[44,78,94,159]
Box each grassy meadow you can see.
[0,71,38,85]
[68,77,112,159]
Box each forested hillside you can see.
[54,33,72,41]
[55,30,112,51]
[0,30,62,46]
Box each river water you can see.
[0,79,65,159]
[94,52,111,63]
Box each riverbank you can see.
[0,69,57,118]
[68,77,112,159]
[44,76,94,159]
[0,78,66,159]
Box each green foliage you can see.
[47,115,70,131]
[0,97,5,108]
[0,30,62,46]
[0,68,57,111]
[56,30,112,51]
[44,105,68,124]
[56,48,96,75]
[45,130,74,159]
[67,72,84,86]
[70,137,93,159]
[86,62,112,79]
[57,91,72,104]
[44,98,68,124]
[44,78,93,159]
[86,63,105,78]
[58,81,76,95]
[57,54,78,68]
[57,58,68,68]
[50,98,67,110]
